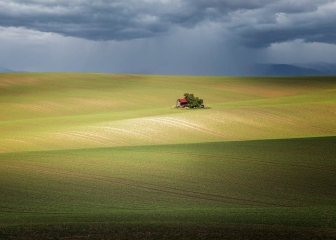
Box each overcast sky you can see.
[1,0,336,75]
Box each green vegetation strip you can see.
[1,137,335,238]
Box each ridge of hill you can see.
[0,66,25,73]
[248,64,322,76]
[0,66,14,73]
[244,62,336,76]
[294,62,336,74]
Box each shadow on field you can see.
[1,223,336,240]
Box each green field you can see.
[1,73,336,239]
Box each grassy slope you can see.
[1,73,336,152]
[1,138,336,238]
[0,73,336,238]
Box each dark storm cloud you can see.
[0,0,335,47]
[0,0,269,40]
[230,0,336,47]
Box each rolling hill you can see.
[245,62,336,76]
[0,66,14,73]
[0,73,335,239]
[294,62,336,75]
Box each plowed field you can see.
[0,73,335,239]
